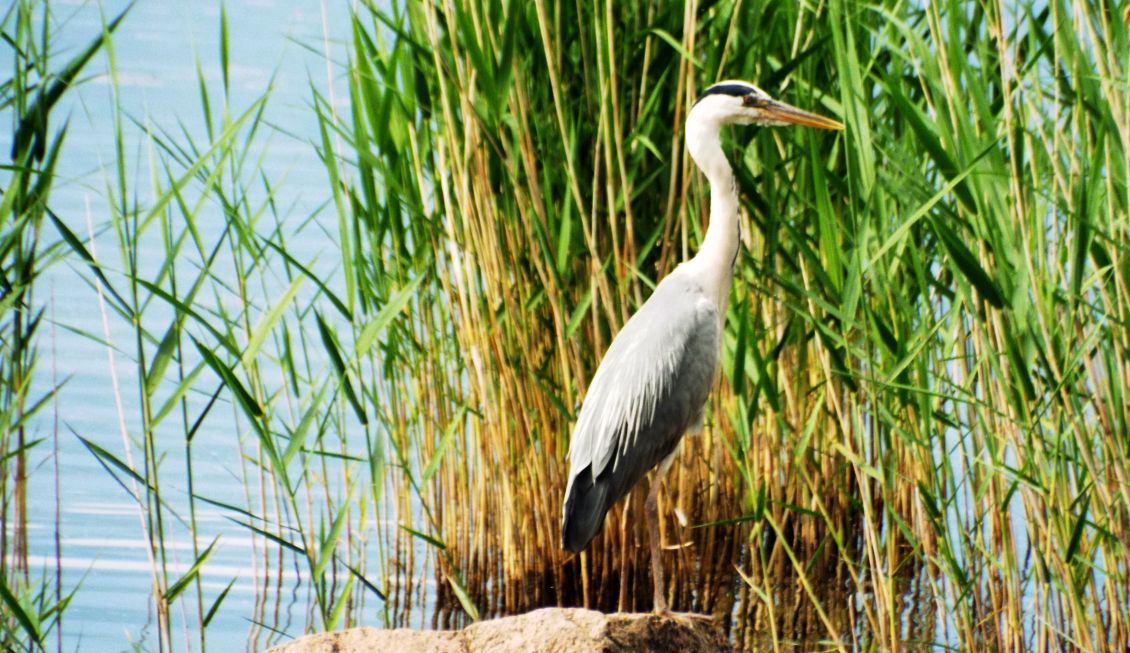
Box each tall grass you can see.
[0,2,124,648]
[63,6,383,648]
[4,0,1128,651]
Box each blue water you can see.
[4,1,352,650]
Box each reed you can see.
[69,9,376,647]
[0,2,125,648]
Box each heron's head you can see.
[692,80,843,130]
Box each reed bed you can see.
[1,0,1127,651]
[323,0,1130,650]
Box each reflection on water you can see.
[733,540,938,651]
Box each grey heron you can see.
[561,80,842,614]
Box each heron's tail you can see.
[561,466,610,553]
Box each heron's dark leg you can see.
[618,497,630,611]
[646,451,678,614]
[645,472,666,613]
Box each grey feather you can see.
[562,268,720,552]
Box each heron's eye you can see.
[742,94,765,108]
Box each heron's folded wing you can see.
[568,275,719,481]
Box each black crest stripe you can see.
[694,83,755,105]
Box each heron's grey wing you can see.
[562,272,719,551]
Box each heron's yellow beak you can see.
[762,99,844,130]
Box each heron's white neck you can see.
[685,110,740,309]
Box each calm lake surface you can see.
[9,1,351,649]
